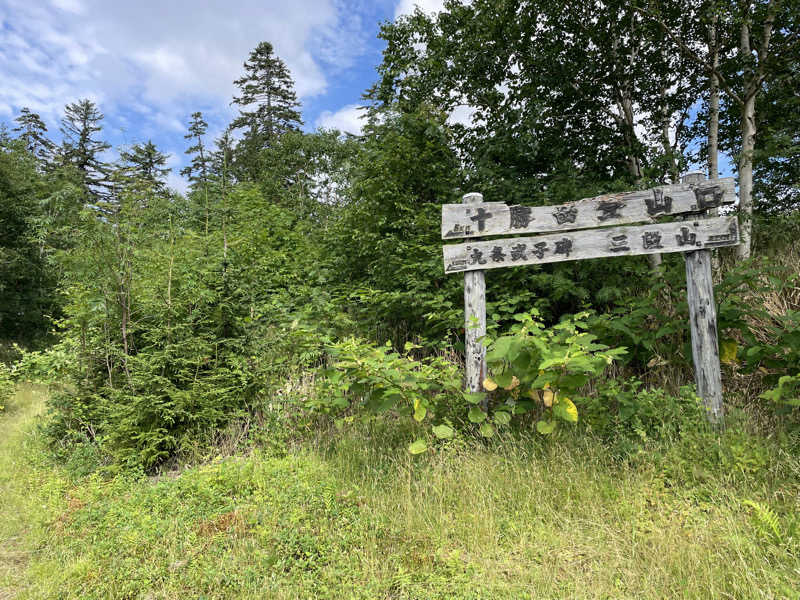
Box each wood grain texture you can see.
[443,216,739,274]
[461,193,487,397]
[441,178,736,239]
[685,250,724,424]
[681,172,725,426]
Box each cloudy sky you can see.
[0,0,445,191]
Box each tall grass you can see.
[1,386,798,599]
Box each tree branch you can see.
[633,5,744,106]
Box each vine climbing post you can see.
[682,171,725,426]
[462,192,487,400]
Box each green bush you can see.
[0,362,15,411]
[480,310,627,437]
[577,378,707,456]
[316,337,462,453]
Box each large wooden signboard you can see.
[442,176,738,424]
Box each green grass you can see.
[2,385,799,599]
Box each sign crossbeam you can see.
[441,178,736,240]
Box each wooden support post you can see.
[462,192,487,398]
[681,172,724,425]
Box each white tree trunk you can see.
[736,93,756,260]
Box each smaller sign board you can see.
[443,216,739,274]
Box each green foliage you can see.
[0,363,14,412]
[578,378,706,456]
[760,374,800,420]
[482,310,627,436]
[0,138,64,345]
[316,338,462,453]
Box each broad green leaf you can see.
[463,391,485,405]
[413,403,427,422]
[536,420,556,435]
[432,424,455,439]
[468,406,487,423]
[493,410,511,426]
[408,439,428,454]
[479,422,496,437]
[494,371,513,388]
[514,400,533,414]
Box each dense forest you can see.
[1,0,799,466]
[1,0,799,596]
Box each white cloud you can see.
[394,0,445,18]
[316,104,366,135]
[0,0,373,137]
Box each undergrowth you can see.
[2,385,799,599]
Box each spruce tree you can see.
[119,140,171,191]
[180,112,212,190]
[59,99,111,197]
[13,108,54,165]
[230,42,303,180]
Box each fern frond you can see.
[743,500,783,543]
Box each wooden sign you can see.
[441,178,736,239]
[444,216,739,273]
[444,174,738,426]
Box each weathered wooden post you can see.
[462,192,487,399]
[682,172,725,426]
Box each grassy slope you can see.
[1,385,799,599]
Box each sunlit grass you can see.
[1,387,798,599]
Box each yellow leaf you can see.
[720,339,738,365]
[504,375,520,391]
[561,397,578,422]
[483,378,498,391]
[542,389,554,408]
[529,389,541,402]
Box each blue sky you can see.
[1,0,730,191]
[0,0,445,191]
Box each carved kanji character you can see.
[510,206,533,229]
[554,238,573,257]
[597,200,624,221]
[552,206,578,225]
[510,243,527,261]
[468,248,487,265]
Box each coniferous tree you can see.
[13,108,54,165]
[211,129,235,181]
[230,42,303,180]
[119,140,171,191]
[59,99,111,198]
[181,112,212,190]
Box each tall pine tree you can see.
[230,42,303,180]
[119,140,171,191]
[59,99,111,199]
[181,112,212,190]
[13,108,54,165]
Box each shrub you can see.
[576,378,707,456]
[0,362,14,411]
[479,310,628,437]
